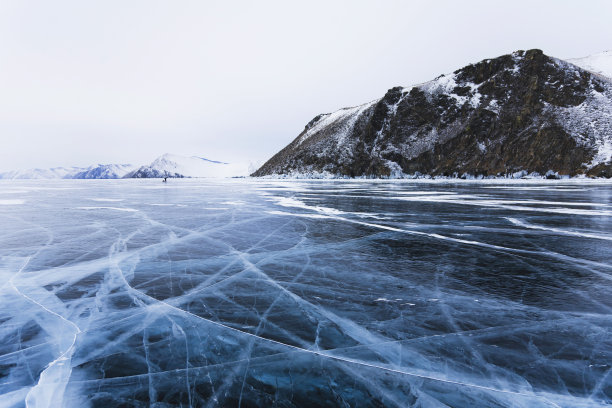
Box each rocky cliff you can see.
[253,49,612,178]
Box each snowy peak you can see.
[126,153,236,178]
[72,164,137,179]
[567,50,612,80]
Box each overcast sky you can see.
[1,0,611,171]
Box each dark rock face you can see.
[253,49,612,178]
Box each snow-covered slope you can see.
[126,153,245,178]
[72,164,137,179]
[567,51,612,79]
[0,167,85,179]
[295,102,378,148]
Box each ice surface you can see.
[0,178,611,407]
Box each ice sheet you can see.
[0,179,610,407]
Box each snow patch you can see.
[418,73,482,108]
[296,101,378,147]
[551,84,612,168]
[567,50,612,79]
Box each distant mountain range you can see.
[0,154,246,179]
[253,49,612,178]
[0,166,94,180]
[73,164,138,179]
[126,154,236,178]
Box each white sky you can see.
[1,0,611,171]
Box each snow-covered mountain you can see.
[254,49,612,178]
[0,164,136,179]
[568,50,612,79]
[125,153,244,178]
[0,167,86,179]
[0,154,248,179]
[72,164,137,179]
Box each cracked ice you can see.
[0,179,611,407]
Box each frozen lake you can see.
[0,179,611,407]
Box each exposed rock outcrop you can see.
[254,50,612,178]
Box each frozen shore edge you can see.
[251,170,612,182]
